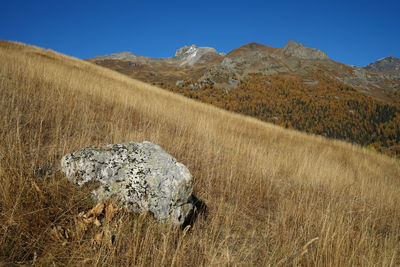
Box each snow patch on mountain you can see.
[175,45,218,66]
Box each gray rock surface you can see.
[283,40,328,60]
[363,56,400,73]
[94,51,137,61]
[175,45,218,66]
[60,141,194,225]
[221,57,236,69]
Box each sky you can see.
[0,0,399,67]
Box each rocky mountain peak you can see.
[363,56,400,73]
[285,40,299,47]
[174,44,219,66]
[175,45,198,57]
[242,42,266,50]
[283,40,328,60]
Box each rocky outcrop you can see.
[363,56,400,73]
[174,45,219,66]
[60,141,194,225]
[92,51,137,61]
[283,40,328,60]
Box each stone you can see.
[60,141,194,225]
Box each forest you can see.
[168,73,400,157]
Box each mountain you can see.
[88,41,400,157]
[363,56,400,73]
[93,44,221,67]
[282,40,328,60]
[2,40,400,266]
[88,41,400,102]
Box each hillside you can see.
[88,42,400,157]
[89,41,400,102]
[1,41,400,265]
[170,73,400,157]
[363,56,400,73]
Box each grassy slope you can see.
[0,41,400,266]
[170,74,400,157]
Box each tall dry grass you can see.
[0,40,399,266]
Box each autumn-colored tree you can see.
[168,74,400,157]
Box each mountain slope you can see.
[1,41,400,265]
[88,41,400,102]
[170,73,400,157]
[363,56,400,73]
[89,42,400,156]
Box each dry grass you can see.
[0,40,399,266]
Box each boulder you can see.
[60,141,194,225]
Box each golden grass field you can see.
[0,41,400,266]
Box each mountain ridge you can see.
[92,42,398,69]
[363,56,400,73]
[88,41,400,102]
[92,40,330,64]
[92,44,222,67]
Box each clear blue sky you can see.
[1,0,399,66]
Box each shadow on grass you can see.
[181,194,208,230]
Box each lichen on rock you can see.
[60,141,194,225]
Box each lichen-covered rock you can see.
[60,141,193,225]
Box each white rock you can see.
[61,141,194,225]
[175,45,219,66]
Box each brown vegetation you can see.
[1,41,400,266]
[171,73,400,157]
